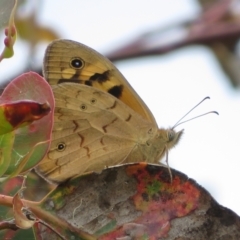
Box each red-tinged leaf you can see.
[0,101,50,136]
[0,72,54,174]
[0,100,50,179]
[1,177,23,196]
[12,191,35,229]
[0,0,17,62]
[33,163,240,239]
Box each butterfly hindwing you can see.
[36,83,157,183]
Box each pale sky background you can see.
[1,0,240,216]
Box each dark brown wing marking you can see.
[83,146,90,158]
[72,120,79,132]
[85,80,92,86]
[58,78,84,84]
[108,85,123,98]
[58,70,110,86]
[102,117,118,133]
[125,114,132,122]
[89,70,110,83]
[77,133,84,147]
[107,100,117,110]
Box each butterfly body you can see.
[35,39,183,184]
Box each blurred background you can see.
[0,0,240,215]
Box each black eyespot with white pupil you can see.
[57,142,66,151]
[70,58,84,69]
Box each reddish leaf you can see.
[31,163,240,239]
[0,71,54,174]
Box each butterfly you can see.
[35,39,183,184]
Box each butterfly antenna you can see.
[172,96,214,129]
[174,111,219,128]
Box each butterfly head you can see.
[166,128,184,149]
[158,128,183,152]
[143,128,183,163]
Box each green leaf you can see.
[0,0,17,61]
[0,132,14,178]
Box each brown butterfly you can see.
[35,39,183,184]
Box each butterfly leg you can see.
[165,147,173,183]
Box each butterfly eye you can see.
[70,58,84,69]
[90,98,96,104]
[80,103,87,110]
[168,130,175,141]
[57,142,66,152]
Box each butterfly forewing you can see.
[43,39,157,124]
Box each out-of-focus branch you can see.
[106,0,240,87]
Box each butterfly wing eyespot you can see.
[80,103,87,110]
[70,58,84,69]
[57,142,66,152]
[90,98,97,104]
